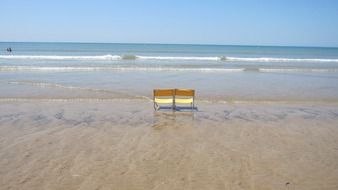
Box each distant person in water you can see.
[6,47,12,52]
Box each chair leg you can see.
[173,99,176,111]
[154,102,159,110]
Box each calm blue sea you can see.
[1,42,338,102]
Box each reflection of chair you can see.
[153,89,175,110]
[174,89,195,110]
[153,89,195,111]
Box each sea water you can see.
[1,42,338,103]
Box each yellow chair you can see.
[153,89,175,110]
[174,89,195,110]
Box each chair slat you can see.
[154,89,174,96]
[175,89,195,96]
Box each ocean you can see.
[1,42,338,190]
[1,42,338,103]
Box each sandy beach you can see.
[1,100,338,190]
[2,0,338,189]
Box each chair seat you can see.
[175,98,194,104]
[154,98,173,104]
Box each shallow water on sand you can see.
[1,70,338,103]
[1,43,338,103]
[0,101,338,190]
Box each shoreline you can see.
[1,98,338,105]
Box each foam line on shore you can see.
[0,97,338,104]
[1,66,338,73]
[0,66,244,72]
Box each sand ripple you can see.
[0,101,338,190]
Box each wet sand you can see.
[0,100,338,190]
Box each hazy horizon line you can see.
[1,41,337,49]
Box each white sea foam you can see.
[137,56,219,61]
[224,57,338,63]
[0,55,219,61]
[259,68,338,73]
[0,66,244,72]
[2,54,338,62]
[1,66,337,73]
[0,55,122,61]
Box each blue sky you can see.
[1,0,338,47]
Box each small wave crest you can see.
[225,57,338,63]
[1,66,338,73]
[121,54,137,60]
[0,55,121,61]
[1,54,338,62]
[0,66,244,72]
[259,68,338,73]
[137,56,219,61]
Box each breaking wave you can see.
[1,54,338,62]
[223,57,338,63]
[259,68,338,73]
[0,66,244,72]
[0,55,121,61]
[1,66,338,73]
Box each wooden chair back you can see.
[153,89,175,97]
[174,89,195,97]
